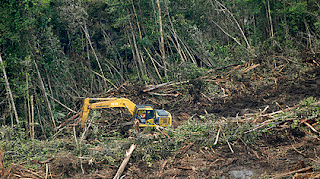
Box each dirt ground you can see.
[125,135,320,178]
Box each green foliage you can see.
[313,161,320,172]
[300,97,316,106]
[0,125,63,167]
[133,131,176,165]
[271,97,320,129]
[199,115,263,145]
[169,62,206,81]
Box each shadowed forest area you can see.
[1,0,320,178]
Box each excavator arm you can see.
[79,98,137,127]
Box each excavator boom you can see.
[80,98,136,127]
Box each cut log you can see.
[113,144,136,179]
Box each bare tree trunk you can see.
[81,23,108,88]
[26,72,31,136]
[33,90,47,139]
[126,29,141,81]
[282,1,289,49]
[131,0,142,39]
[100,24,126,84]
[210,19,244,48]
[34,60,56,129]
[144,46,162,80]
[129,21,146,78]
[175,33,197,64]
[163,0,186,64]
[267,0,274,38]
[213,0,251,50]
[157,0,166,77]
[0,54,19,124]
[304,20,315,54]
[31,95,35,150]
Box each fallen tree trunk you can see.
[143,81,188,92]
[113,144,136,179]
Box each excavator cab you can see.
[134,105,171,127]
[134,105,155,125]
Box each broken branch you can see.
[271,166,312,179]
[143,81,188,92]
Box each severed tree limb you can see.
[79,122,91,145]
[148,92,179,97]
[271,166,312,179]
[134,119,140,133]
[40,157,54,164]
[201,93,214,103]
[113,144,136,179]
[47,94,77,113]
[143,81,189,92]
[56,113,79,130]
[214,127,221,145]
[92,70,117,89]
[158,159,169,177]
[226,138,234,153]
[0,54,19,124]
[173,142,195,162]
[243,64,260,73]
[51,126,66,139]
[303,121,320,134]
[223,132,234,153]
[45,163,48,179]
[155,125,170,138]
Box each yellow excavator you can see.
[79,98,172,128]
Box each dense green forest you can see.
[1,0,320,135]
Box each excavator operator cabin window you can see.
[146,110,154,119]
